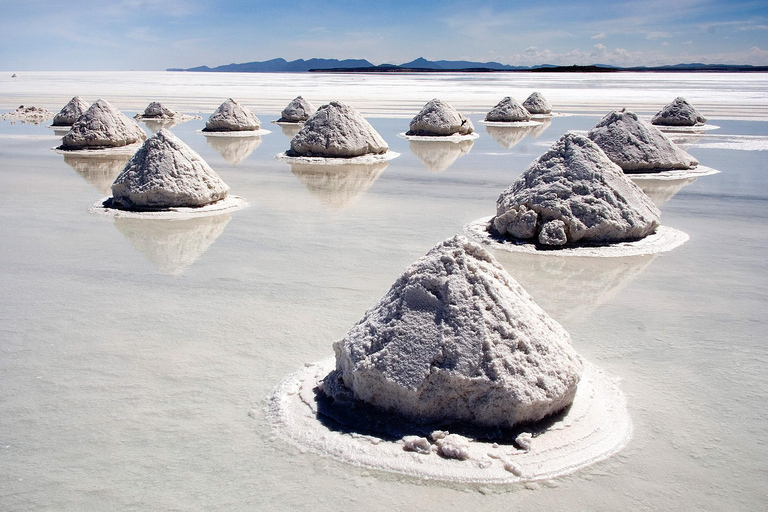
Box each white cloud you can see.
[591,33,606,40]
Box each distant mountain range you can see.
[168,57,768,73]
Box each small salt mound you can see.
[139,102,178,119]
[278,96,316,123]
[522,92,552,115]
[52,96,90,126]
[485,97,532,123]
[406,99,474,136]
[328,235,583,428]
[60,99,146,150]
[204,98,260,132]
[493,133,660,246]
[652,97,707,126]
[289,101,388,157]
[587,109,698,172]
[110,129,229,209]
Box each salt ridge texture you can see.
[60,99,146,150]
[406,99,475,137]
[204,98,260,132]
[493,133,661,247]
[587,109,698,172]
[329,235,583,428]
[289,101,389,158]
[485,97,532,123]
[651,97,706,126]
[52,96,89,126]
[110,129,229,209]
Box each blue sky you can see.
[1,0,767,70]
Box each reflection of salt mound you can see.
[587,109,698,172]
[290,101,388,157]
[291,161,386,209]
[652,97,706,126]
[205,134,262,165]
[110,129,229,209]
[278,123,302,138]
[485,125,535,149]
[630,176,698,206]
[522,92,552,115]
[408,139,473,172]
[527,119,551,138]
[60,99,146,150]
[327,236,582,428]
[113,213,231,275]
[142,118,182,134]
[485,97,531,122]
[62,153,131,195]
[52,96,89,126]
[494,133,660,247]
[491,249,655,325]
[204,98,260,132]
[278,96,315,122]
[407,99,474,136]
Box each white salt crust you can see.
[53,142,144,156]
[626,166,720,180]
[275,151,400,165]
[652,124,720,133]
[478,120,543,127]
[195,129,271,137]
[266,357,631,484]
[397,132,480,142]
[465,216,688,257]
[88,195,247,220]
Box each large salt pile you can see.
[137,102,178,119]
[485,97,532,123]
[406,99,474,136]
[109,129,228,210]
[60,99,146,150]
[587,109,698,172]
[651,97,707,126]
[277,96,316,123]
[492,133,660,247]
[204,98,260,132]
[522,92,552,115]
[52,96,90,126]
[325,235,582,428]
[289,101,389,158]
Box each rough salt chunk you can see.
[493,133,660,246]
[587,109,698,172]
[331,235,582,428]
[53,96,89,126]
[61,99,146,150]
[204,98,260,132]
[407,99,474,136]
[110,128,229,209]
[651,97,706,127]
[515,432,533,451]
[435,434,471,460]
[278,96,316,122]
[290,101,388,157]
[402,436,431,454]
[522,92,552,115]
[485,97,532,122]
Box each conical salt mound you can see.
[278,96,316,122]
[522,92,552,115]
[60,99,146,150]
[651,97,707,126]
[140,102,178,119]
[204,98,260,132]
[290,101,388,157]
[493,133,660,246]
[52,96,90,126]
[587,109,698,172]
[110,129,229,209]
[407,99,474,136]
[485,97,532,122]
[328,235,583,428]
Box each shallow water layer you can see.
[1,72,767,511]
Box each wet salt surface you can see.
[1,72,767,511]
